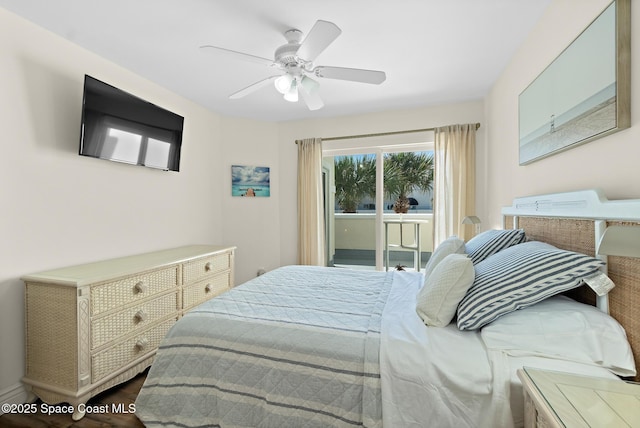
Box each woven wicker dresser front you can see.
[22,244,235,421]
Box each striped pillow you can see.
[465,229,526,264]
[456,241,605,330]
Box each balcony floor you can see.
[332,249,431,271]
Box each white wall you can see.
[0,8,230,402]
[483,0,640,227]
[220,117,281,284]
[277,101,485,266]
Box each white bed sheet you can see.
[380,271,620,428]
[381,271,500,428]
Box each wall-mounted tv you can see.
[79,75,184,171]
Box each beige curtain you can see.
[296,138,326,266]
[433,124,477,246]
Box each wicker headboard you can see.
[502,189,640,382]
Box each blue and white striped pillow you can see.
[465,229,526,264]
[457,241,605,330]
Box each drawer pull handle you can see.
[205,262,212,272]
[134,282,147,294]
[204,283,212,293]
[135,338,149,351]
[134,310,147,323]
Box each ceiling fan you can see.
[200,20,386,111]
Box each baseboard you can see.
[0,382,31,415]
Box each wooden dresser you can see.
[21,245,235,420]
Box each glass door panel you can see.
[382,151,434,271]
[323,148,434,271]
[324,154,377,269]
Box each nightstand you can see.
[517,367,640,427]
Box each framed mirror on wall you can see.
[518,0,630,165]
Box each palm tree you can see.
[334,155,376,213]
[384,152,434,213]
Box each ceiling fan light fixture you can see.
[283,79,299,102]
[300,76,320,94]
[274,75,293,94]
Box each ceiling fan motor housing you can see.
[275,29,306,67]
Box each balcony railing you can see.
[331,212,434,270]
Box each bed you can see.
[135,189,639,427]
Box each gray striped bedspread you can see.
[135,265,395,427]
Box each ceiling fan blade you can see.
[314,66,386,84]
[300,90,324,111]
[296,20,342,62]
[229,76,280,99]
[200,45,276,68]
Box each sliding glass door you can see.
[323,144,434,271]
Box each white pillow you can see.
[416,253,474,327]
[424,236,465,277]
[481,295,636,377]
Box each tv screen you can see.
[79,75,184,171]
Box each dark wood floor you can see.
[0,371,146,428]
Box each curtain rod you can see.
[295,123,480,143]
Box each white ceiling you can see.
[0,0,552,122]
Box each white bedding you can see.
[381,271,499,428]
[137,265,631,427]
[379,271,623,428]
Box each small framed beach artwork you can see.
[231,165,271,197]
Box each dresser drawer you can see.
[183,252,231,285]
[183,271,231,310]
[90,266,178,316]
[91,318,176,382]
[91,291,178,350]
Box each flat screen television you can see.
[79,75,184,171]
